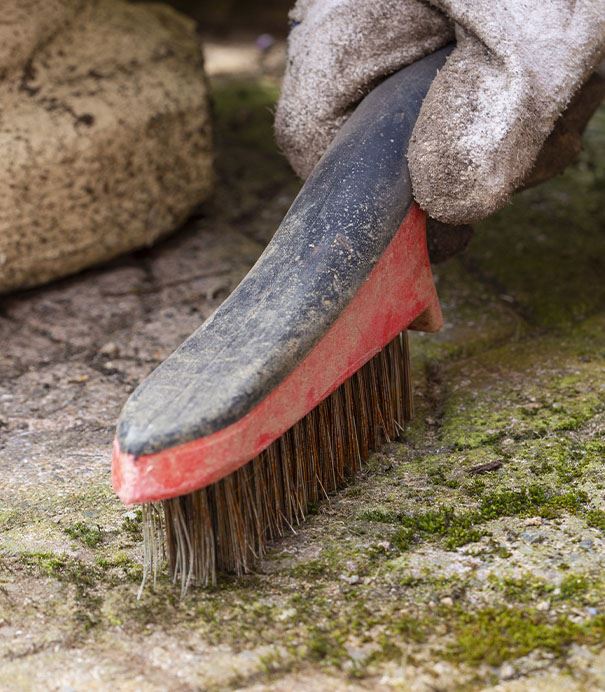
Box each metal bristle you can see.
[140,331,413,594]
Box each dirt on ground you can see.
[1,37,605,691]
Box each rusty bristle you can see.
[141,332,413,595]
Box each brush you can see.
[112,47,451,594]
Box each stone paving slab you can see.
[0,39,604,691]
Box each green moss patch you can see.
[467,108,605,329]
[448,606,605,666]
[360,484,591,553]
[586,510,605,532]
[64,522,103,548]
[443,373,604,451]
[440,335,605,451]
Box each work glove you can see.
[275,0,605,225]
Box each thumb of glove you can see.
[408,1,605,224]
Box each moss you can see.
[19,547,142,588]
[289,545,345,580]
[391,527,415,551]
[20,551,75,579]
[515,436,605,495]
[490,574,553,603]
[559,574,590,600]
[358,507,398,523]
[389,615,429,643]
[478,485,589,521]
[96,552,143,583]
[486,542,513,559]
[64,521,103,548]
[121,510,143,540]
[540,491,591,519]
[0,508,20,532]
[360,483,590,554]
[463,477,487,498]
[447,607,605,666]
[405,507,455,534]
[427,464,460,489]
[362,504,488,551]
[585,509,605,532]
[18,551,103,630]
[444,382,603,450]
[467,107,605,329]
[477,487,537,520]
[444,526,486,550]
[290,559,330,579]
[397,507,487,549]
[490,573,598,605]
[283,602,430,673]
[306,628,347,663]
[257,650,294,677]
[530,459,555,476]
[440,340,604,452]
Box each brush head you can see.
[148,332,414,593]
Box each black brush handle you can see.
[117,46,453,457]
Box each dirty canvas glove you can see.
[276,0,605,224]
[276,0,453,179]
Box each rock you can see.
[524,517,543,527]
[276,608,296,622]
[0,0,213,293]
[500,662,515,679]
[98,342,119,357]
[0,1,85,73]
[340,573,360,585]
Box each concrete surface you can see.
[0,37,604,691]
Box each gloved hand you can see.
[275,0,605,225]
